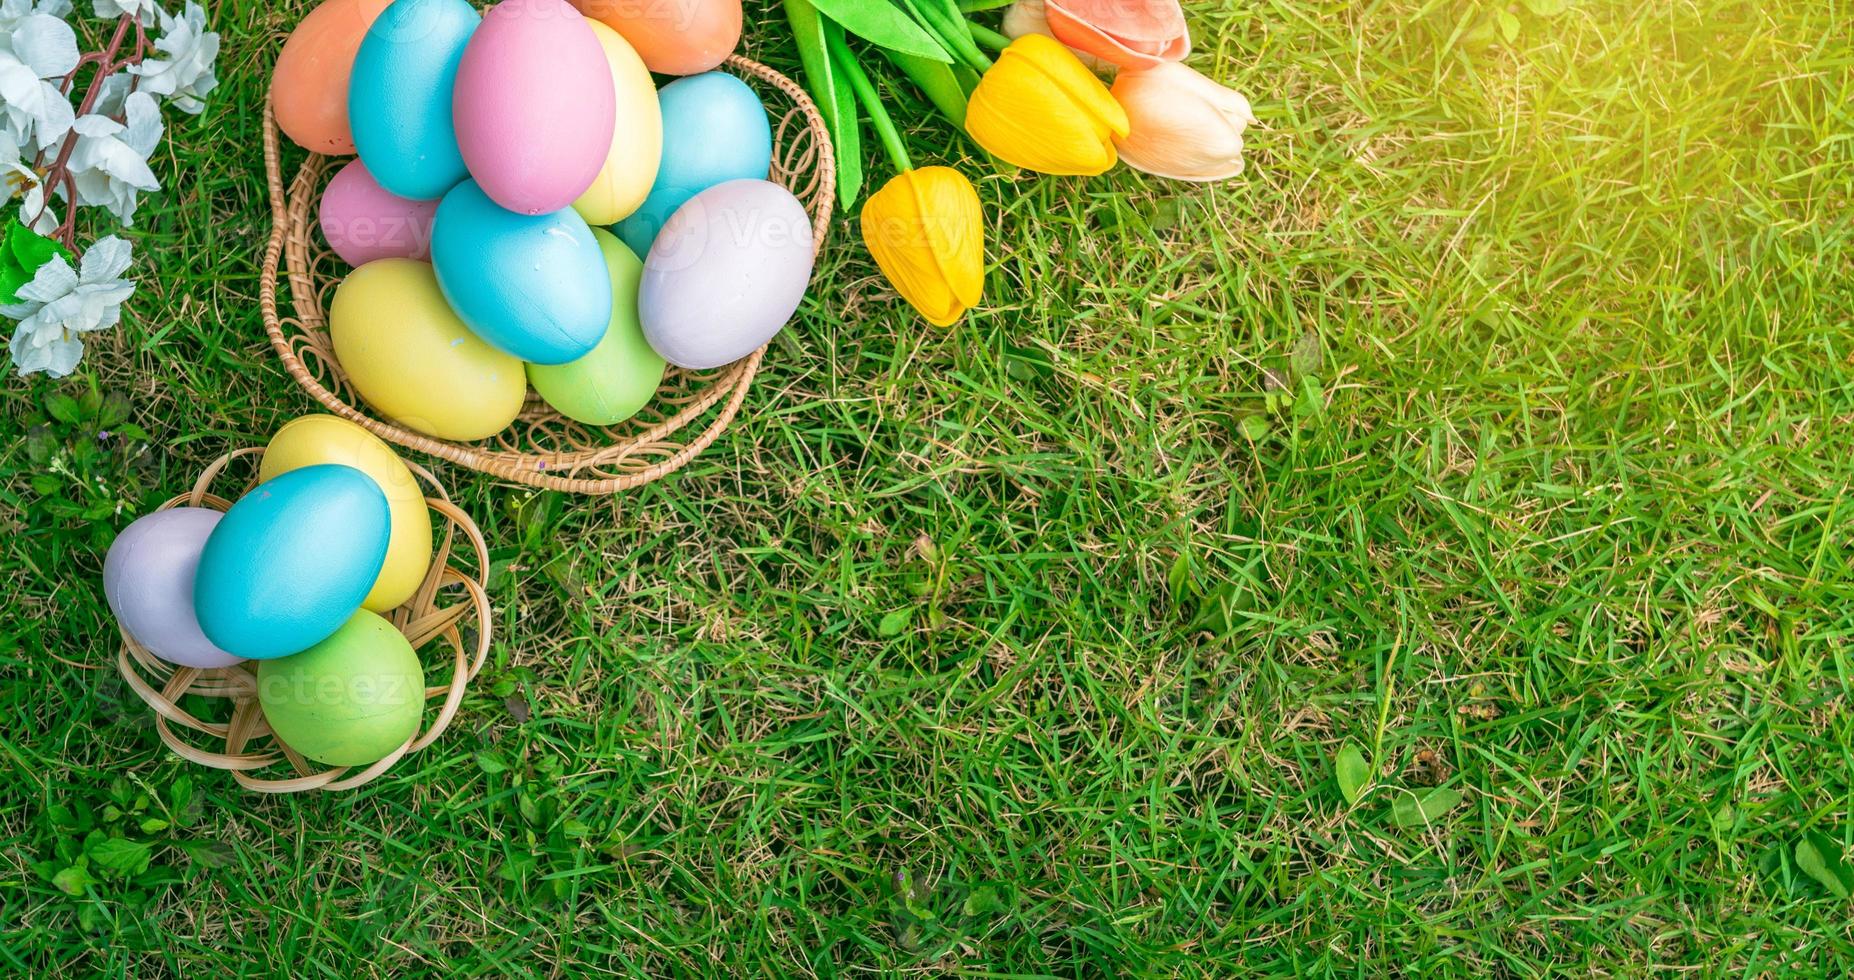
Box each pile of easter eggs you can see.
[104,416,443,769]
[272,0,818,441]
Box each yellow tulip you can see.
[860,167,985,327]
[965,34,1130,177]
[1112,63,1255,182]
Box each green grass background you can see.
[3,0,1853,974]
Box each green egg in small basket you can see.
[115,448,491,794]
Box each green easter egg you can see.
[256,609,425,767]
[527,228,666,426]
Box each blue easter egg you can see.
[194,465,391,660]
[349,0,480,201]
[432,179,613,364]
[615,72,772,258]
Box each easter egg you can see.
[569,0,740,76]
[194,465,391,660]
[256,609,425,767]
[639,179,814,370]
[570,20,661,226]
[103,509,242,669]
[528,230,665,425]
[432,180,612,365]
[348,0,480,200]
[330,258,527,440]
[273,0,394,154]
[261,415,434,613]
[320,160,439,266]
[453,0,614,215]
[615,72,771,258]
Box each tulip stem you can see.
[967,22,1011,53]
[829,38,915,175]
[912,0,996,73]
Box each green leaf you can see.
[1166,549,1193,604]
[52,865,92,896]
[1391,786,1463,828]
[785,0,862,207]
[807,0,951,61]
[1188,580,1255,635]
[878,607,914,637]
[822,21,865,207]
[1237,413,1271,441]
[1496,8,1522,42]
[177,840,235,868]
[1335,743,1369,805]
[1291,328,1324,379]
[476,751,511,774]
[87,837,153,875]
[45,392,83,425]
[1796,831,1854,899]
[883,49,970,128]
[1520,0,1569,14]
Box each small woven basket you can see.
[116,448,492,794]
[258,55,835,494]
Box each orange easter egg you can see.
[567,0,740,76]
[272,0,394,154]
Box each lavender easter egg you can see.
[103,509,242,669]
[432,179,612,364]
[320,160,439,266]
[639,179,814,370]
[452,0,614,215]
[348,0,480,200]
[193,465,391,660]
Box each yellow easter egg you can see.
[571,20,663,226]
[329,258,526,441]
[259,414,434,612]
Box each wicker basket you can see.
[116,448,492,793]
[258,55,835,494]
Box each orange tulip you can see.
[1001,0,1115,74]
[1044,0,1189,71]
[1112,63,1254,182]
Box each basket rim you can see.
[115,447,494,794]
[259,54,835,495]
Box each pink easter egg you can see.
[453,0,615,215]
[319,159,440,266]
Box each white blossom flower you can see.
[91,0,157,22]
[131,3,217,114]
[18,178,58,234]
[61,90,160,223]
[0,0,74,41]
[1,126,29,204]
[0,12,78,144]
[2,234,134,377]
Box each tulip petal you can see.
[1046,0,1190,70]
[862,168,984,326]
[965,34,1128,176]
[1111,63,1253,182]
[1049,0,1185,42]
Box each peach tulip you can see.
[1044,0,1189,71]
[1111,63,1253,182]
